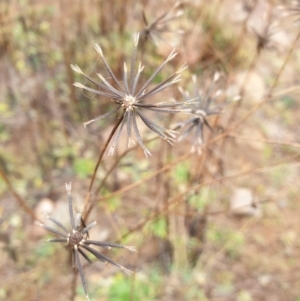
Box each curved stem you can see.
[82,114,124,220]
[0,166,37,221]
[98,137,158,192]
[120,151,300,242]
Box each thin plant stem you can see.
[95,151,192,204]
[233,29,300,131]
[224,3,273,131]
[85,136,158,221]
[0,166,37,221]
[210,29,300,170]
[95,136,158,195]
[120,151,300,241]
[228,134,300,148]
[228,0,258,65]
[82,114,124,220]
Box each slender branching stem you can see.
[0,166,37,221]
[120,151,300,242]
[95,151,192,204]
[213,28,300,169]
[84,136,158,221]
[82,114,125,220]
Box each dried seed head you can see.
[38,185,136,300]
[71,33,189,157]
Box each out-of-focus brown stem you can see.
[120,151,300,241]
[0,167,37,221]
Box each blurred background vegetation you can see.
[1,0,300,300]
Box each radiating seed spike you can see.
[172,75,181,83]
[121,266,134,276]
[70,64,83,74]
[96,73,106,82]
[94,44,103,57]
[143,148,152,158]
[83,120,94,127]
[167,49,178,61]
[73,82,85,88]
[138,62,144,72]
[176,64,188,73]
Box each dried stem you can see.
[120,151,300,241]
[213,28,300,170]
[0,166,37,221]
[82,114,124,220]
[95,151,192,204]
